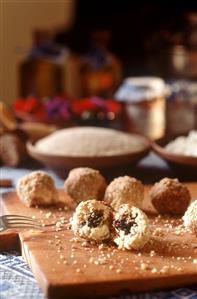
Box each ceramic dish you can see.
[27,134,150,178]
[151,137,197,168]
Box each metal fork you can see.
[0,215,54,232]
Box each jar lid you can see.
[167,80,197,103]
[115,77,169,102]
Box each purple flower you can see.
[59,102,70,120]
[91,97,107,109]
[45,97,71,120]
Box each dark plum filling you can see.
[114,213,138,234]
[87,210,104,228]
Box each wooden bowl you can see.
[27,135,150,178]
[151,136,197,177]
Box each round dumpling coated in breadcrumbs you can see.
[104,176,144,211]
[64,167,107,203]
[16,171,59,207]
[149,178,191,215]
[183,200,197,235]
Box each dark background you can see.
[55,0,197,77]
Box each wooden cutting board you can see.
[1,183,197,299]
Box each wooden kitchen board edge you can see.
[46,275,197,299]
[21,239,49,296]
[0,198,20,252]
[19,222,197,296]
[1,183,197,299]
[20,231,197,299]
[0,231,20,252]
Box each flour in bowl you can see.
[165,131,197,157]
[35,127,147,157]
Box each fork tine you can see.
[7,224,41,229]
[7,223,55,229]
[6,219,55,227]
[3,215,38,221]
[6,220,40,225]
[3,217,40,226]
[7,223,41,226]
[2,215,42,228]
[6,221,41,227]
[3,218,39,225]
[1,214,56,231]
[5,217,38,222]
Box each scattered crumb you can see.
[160,265,169,274]
[81,241,89,247]
[98,244,105,250]
[71,244,77,249]
[45,212,52,218]
[56,222,62,228]
[70,237,80,243]
[177,257,181,260]
[140,263,149,270]
[60,217,66,223]
[89,257,94,263]
[150,250,156,257]
[177,267,182,272]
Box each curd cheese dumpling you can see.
[17,171,58,207]
[104,176,144,211]
[150,178,191,215]
[64,167,107,203]
[113,204,150,250]
[183,200,197,235]
[71,200,113,242]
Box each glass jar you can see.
[115,77,168,140]
[166,80,197,136]
[19,30,66,98]
[81,30,122,98]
